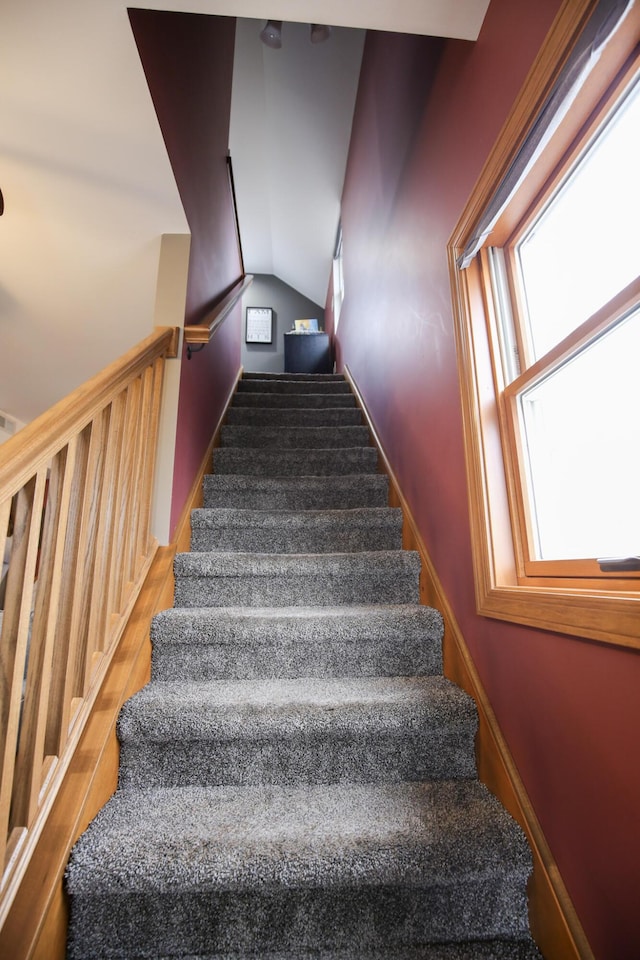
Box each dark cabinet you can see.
[284,332,333,374]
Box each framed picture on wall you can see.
[246,307,273,344]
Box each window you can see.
[450,0,640,649]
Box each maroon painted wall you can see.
[129,10,243,535]
[336,5,640,958]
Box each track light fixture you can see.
[310,24,332,44]
[260,20,282,49]
[259,21,333,49]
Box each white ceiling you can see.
[136,1,491,41]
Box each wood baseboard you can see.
[0,365,244,960]
[343,364,594,960]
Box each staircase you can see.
[65,372,542,959]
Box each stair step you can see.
[203,474,390,510]
[213,447,379,476]
[220,424,370,449]
[237,379,352,394]
[242,372,345,382]
[225,406,363,427]
[190,507,403,553]
[173,550,421,608]
[232,391,357,409]
[128,944,543,960]
[65,780,533,958]
[151,604,444,681]
[117,676,477,789]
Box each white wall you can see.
[0,0,189,426]
[150,234,190,544]
[229,19,364,306]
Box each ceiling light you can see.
[310,24,332,44]
[260,20,282,49]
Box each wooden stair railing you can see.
[0,325,179,928]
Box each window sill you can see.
[477,581,640,650]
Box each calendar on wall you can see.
[245,307,273,344]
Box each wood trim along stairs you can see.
[343,363,595,960]
[0,367,244,960]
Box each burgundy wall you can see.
[129,10,243,535]
[336,5,640,958]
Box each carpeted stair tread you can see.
[117,676,477,787]
[242,372,345,382]
[225,406,363,426]
[173,550,421,607]
[231,392,357,409]
[150,604,444,681]
[66,781,533,956]
[202,474,389,510]
[213,447,379,476]
[220,424,371,449]
[190,507,403,553]
[237,378,352,394]
[135,944,543,960]
[119,675,474,738]
[66,779,531,896]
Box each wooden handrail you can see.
[183,274,253,347]
[0,325,179,924]
[0,326,179,495]
[227,155,245,276]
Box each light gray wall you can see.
[242,274,325,373]
[229,19,365,305]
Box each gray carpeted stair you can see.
[213,445,379,476]
[190,506,403,553]
[220,423,371,448]
[231,390,357,408]
[237,378,352,394]
[150,605,445,681]
[202,474,389,510]
[66,371,542,959]
[225,405,364,426]
[117,676,478,788]
[173,550,421,607]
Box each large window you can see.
[450,0,640,648]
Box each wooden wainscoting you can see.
[343,364,594,960]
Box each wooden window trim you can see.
[449,0,640,651]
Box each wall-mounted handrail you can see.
[0,325,178,923]
[226,154,244,276]
[183,273,253,355]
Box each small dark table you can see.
[284,332,333,374]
